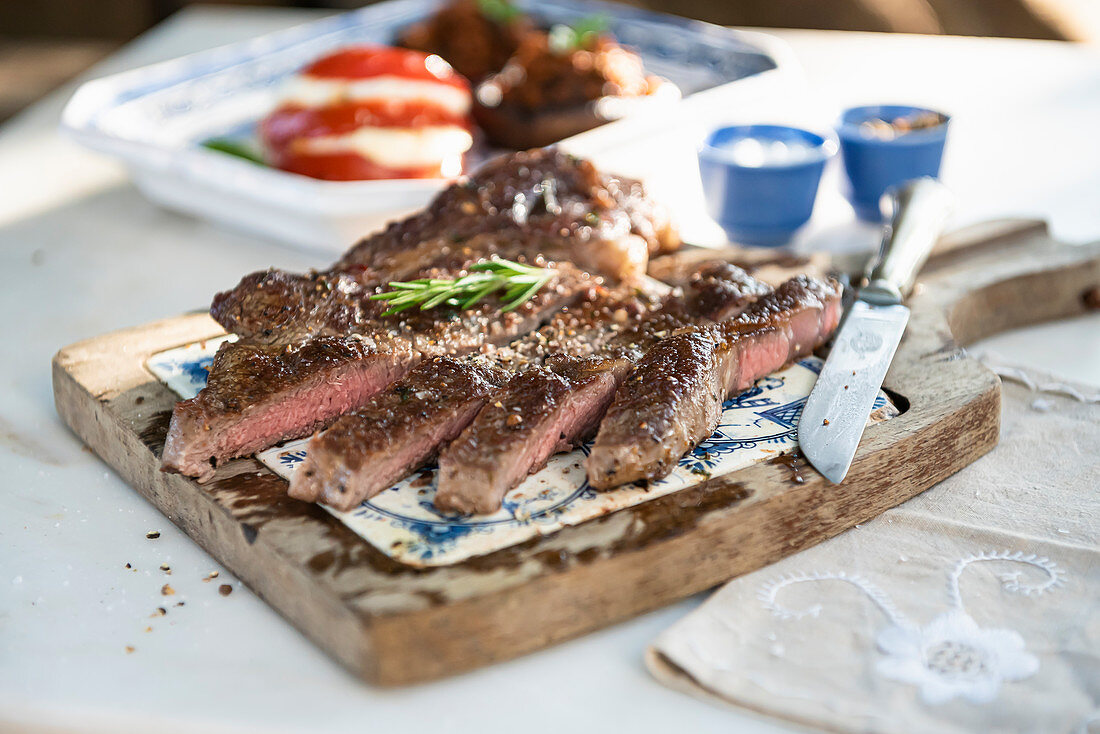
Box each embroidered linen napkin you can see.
[648,361,1100,734]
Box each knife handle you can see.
[863,178,954,306]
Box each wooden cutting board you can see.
[52,219,1100,685]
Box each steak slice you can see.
[430,263,772,514]
[434,356,633,515]
[586,275,843,489]
[162,265,592,481]
[209,269,371,344]
[162,335,415,481]
[288,357,509,511]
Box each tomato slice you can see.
[270,149,462,181]
[303,45,468,89]
[260,101,470,150]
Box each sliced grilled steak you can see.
[285,283,655,508]
[337,147,679,277]
[162,265,592,481]
[288,357,509,510]
[435,356,633,515]
[586,275,843,489]
[431,263,771,514]
[286,263,763,513]
[212,148,678,343]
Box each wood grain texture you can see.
[52,221,1100,685]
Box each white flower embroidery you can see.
[875,609,1039,704]
[759,549,1063,707]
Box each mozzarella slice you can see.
[298,125,474,170]
[280,75,472,117]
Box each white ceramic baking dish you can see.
[61,0,795,254]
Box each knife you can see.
[799,178,954,483]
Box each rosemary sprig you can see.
[370,258,554,316]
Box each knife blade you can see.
[799,178,954,483]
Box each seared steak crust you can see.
[210,259,603,346]
[586,275,843,489]
[210,269,371,343]
[493,284,660,369]
[584,329,723,489]
[684,261,775,322]
[288,357,510,511]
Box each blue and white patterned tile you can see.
[147,342,896,567]
[145,335,235,399]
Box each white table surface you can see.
[2,8,1098,734]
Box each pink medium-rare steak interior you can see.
[161,337,416,481]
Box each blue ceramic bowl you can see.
[698,124,835,246]
[837,104,950,221]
